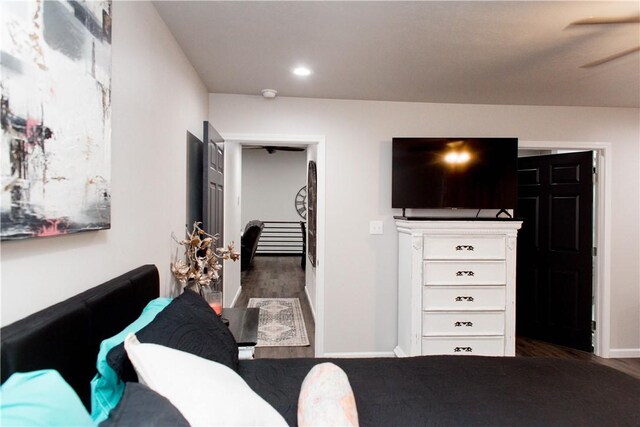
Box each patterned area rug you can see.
[247,298,310,347]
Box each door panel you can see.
[516,151,593,351]
[186,132,203,227]
[549,195,580,252]
[551,163,580,183]
[548,269,580,328]
[203,122,224,286]
[203,122,224,239]
[518,167,540,186]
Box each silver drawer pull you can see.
[455,296,474,302]
[456,270,475,277]
[454,346,473,353]
[454,321,473,327]
[455,245,475,251]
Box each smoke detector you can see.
[261,89,278,99]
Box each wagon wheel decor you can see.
[295,186,307,219]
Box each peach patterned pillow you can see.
[297,362,359,427]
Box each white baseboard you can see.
[609,348,640,358]
[229,286,242,308]
[304,286,316,322]
[322,351,396,358]
[393,346,407,358]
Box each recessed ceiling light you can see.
[292,66,312,76]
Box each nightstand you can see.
[222,307,259,359]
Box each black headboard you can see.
[0,265,160,409]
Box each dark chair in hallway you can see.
[241,220,264,271]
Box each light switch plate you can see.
[369,220,383,235]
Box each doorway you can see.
[516,150,594,352]
[240,146,307,257]
[517,141,612,358]
[237,146,312,357]
[220,133,326,357]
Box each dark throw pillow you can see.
[100,382,189,427]
[106,289,239,384]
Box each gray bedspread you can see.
[239,355,640,426]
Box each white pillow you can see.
[124,333,287,427]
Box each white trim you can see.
[229,286,242,308]
[520,140,612,358]
[609,348,640,358]
[393,346,407,358]
[315,137,326,357]
[220,133,325,146]
[323,351,397,358]
[304,285,317,322]
[221,133,327,358]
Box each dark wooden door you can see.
[186,132,203,227]
[203,122,224,248]
[516,151,594,351]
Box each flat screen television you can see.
[392,137,518,210]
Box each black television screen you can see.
[392,137,518,209]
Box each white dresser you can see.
[394,219,522,357]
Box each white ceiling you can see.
[153,1,640,108]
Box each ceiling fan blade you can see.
[580,46,640,68]
[274,147,305,152]
[243,146,304,153]
[569,15,640,26]
[261,146,304,152]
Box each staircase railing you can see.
[256,221,304,255]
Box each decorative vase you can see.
[185,280,204,296]
[201,286,223,316]
[184,281,226,323]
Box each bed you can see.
[2,265,639,426]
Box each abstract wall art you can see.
[1,0,112,240]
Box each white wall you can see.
[209,94,640,355]
[241,149,307,226]
[1,1,209,326]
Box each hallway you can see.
[236,256,315,358]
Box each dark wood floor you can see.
[236,258,640,375]
[237,255,315,358]
[517,336,640,379]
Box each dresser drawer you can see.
[422,311,505,336]
[424,261,506,285]
[423,286,506,311]
[424,235,505,260]
[422,336,504,356]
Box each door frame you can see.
[221,133,327,357]
[519,140,612,358]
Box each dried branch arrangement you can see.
[171,222,239,291]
